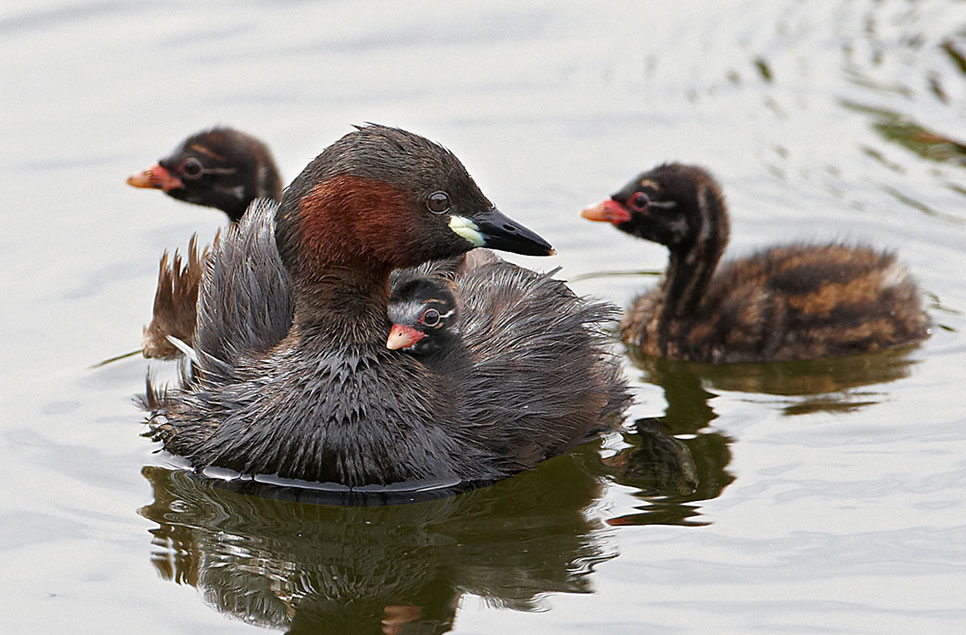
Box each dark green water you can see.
[2,1,965,632]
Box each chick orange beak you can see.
[581,199,632,225]
[127,164,184,192]
[386,324,425,350]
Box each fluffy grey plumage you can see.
[452,261,630,467]
[194,199,294,368]
[145,125,630,487]
[148,205,628,484]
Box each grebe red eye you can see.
[627,192,649,211]
[180,157,204,180]
[420,308,441,327]
[427,191,450,214]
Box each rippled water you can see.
[3,1,966,632]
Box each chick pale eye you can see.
[421,309,441,326]
[427,191,450,214]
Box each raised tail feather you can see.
[142,234,215,359]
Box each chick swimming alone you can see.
[581,163,929,363]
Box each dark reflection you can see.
[608,418,698,498]
[604,418,716,528]
[140,443,616,634]
[608,346,921,526]
[604,355,735,527]
[630,345,919,415]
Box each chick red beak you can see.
[386,324,425,350]
[127,164,184,193]
[581,199,632,225]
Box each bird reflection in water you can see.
[137,339,922,629]
[631,344,921,416]
[139,442,615,635]
[604,344,921,526]
[602,355,733,528]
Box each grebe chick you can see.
[386,275,460,358]
[581,163,929,363]
[127,126,282,222]
[128,127,282,359]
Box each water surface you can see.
[2,1,966,632]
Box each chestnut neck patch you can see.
[280,174,426,332]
